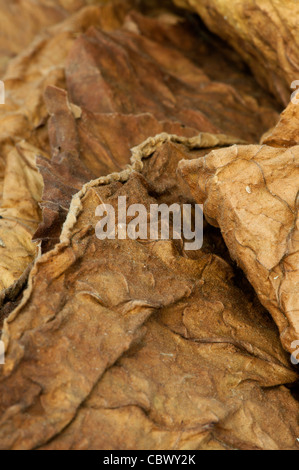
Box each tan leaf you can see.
[179,144,299,354]
[262,100,299,147]
[0,0,98,74]
[0,142,44,293]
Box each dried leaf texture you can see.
[0,0,102,75]
[0,0,298,452]
[35,86,199,249]
[262,100,299,148]
[179,144,299,354]
[0,143,43,293]
[0,161,298,450]
[173,0,299,105]
[0,2,132,295]
[65,12,278,140]
[35,10,279,249]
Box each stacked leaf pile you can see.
[0,0,298,450]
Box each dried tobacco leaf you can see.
[262,99,299,148]
[0,2,133,298]
[179,144,299,355]
[0,0,298,452]
[172,0,299,105]
[35,86,200,249]
[65,13,278,141]
[0,143,43,293]
[0,0,95,74]
[35,9,280,249]
[0,154,298,449]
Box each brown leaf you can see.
[0,0,297,451]
[0,1,133,298]
[172,0,299,105]
[65,13,278,140]
[35,9,279,249]
[35,85,202,249]
[0,164,298,450]
[179,144,299,354]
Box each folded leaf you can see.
[179,143,299,354]
[0,160,297,450]
[172,0,299,105]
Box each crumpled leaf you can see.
[65,11,278,140]
[0,142,43,293]
[0,0,99,74]
[0,152,298,449]
[34,9,279,250]
[34,86,200,249]
[179,143,299,354]
[0,1,133,298]
[262,99,299,148]
[0,0,298,452]
[172,0,299,105]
